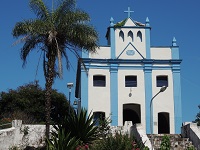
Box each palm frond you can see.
[55,0,76,14]
[21,35,43,67]
[62,50,70,70]
[29,0,49,20]
[55,37,63,78]
[68,23,99,52]
[70,9,91,23]
[12,35,30,46]
[43,51,47,79]
[13,19,49,37]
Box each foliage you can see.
[12,0,99,138]
[187,145,195,150]
[160,135,170,150]
[9,146,20,150]
[90,133,143,150]
[47,108,98,149]
[96,115,112,138]
[0,82,70,124]
[143,146,150,150]
[24,146,46,150]
[194,105,200,126]
[47,128,79,150]
[60,108,98,144]
[0,118,12,129]
[114,19,127,27]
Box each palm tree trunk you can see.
[45,54,56,139]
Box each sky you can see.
[0,0,200,123]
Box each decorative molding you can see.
[126,50,135,56]
[117,42,144,59]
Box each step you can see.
[147,134,195,149]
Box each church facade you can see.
[75,8,182,134]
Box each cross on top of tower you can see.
[124,7,134,18]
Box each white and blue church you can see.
[75,7,182,134]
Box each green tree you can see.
[0,82,70,124]
[194,105,200,126]
[12,0,98,138]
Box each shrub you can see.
[90,132,147,150]
[47,128,79,150]
[61,108,98,144]
[0,118,12,129]
[160,135,170,150]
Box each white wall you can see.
[152,70,175,133]
[88,69,111,118]
[151,47,172,59]
[118,70,146,128]
[115,28,146,59]
[0,120,47,150]
[89,46,111,59]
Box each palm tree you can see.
[12,0,99,139]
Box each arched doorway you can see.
[158,112,170,134]
[123,104,141,125]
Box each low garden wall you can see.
[0,120,47,150]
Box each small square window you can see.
[125,76,137,87]
[93,75,106,87]
[156,76,168,87]
[93,112,105,126]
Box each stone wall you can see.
[181,122,200,149]
[0,120,47,150]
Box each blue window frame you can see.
[125,75,137,87]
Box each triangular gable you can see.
[124,18,137,27]
[117,42,144,59]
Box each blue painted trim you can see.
[117,42,145,59]
[81,70,88,110]
[82,49,89,58]
[81,58,182,64]
[110,64,118,126]
[172,65,182,133]
[110,26,151,29]
[172,37,177,46]
[145,17,150,27]
[145,27,151,59]
[171,46,179,59]
[110,24,116,59]
[85,65,176,70]
[144,64,152,134]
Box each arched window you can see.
[119,30,124,42]
[156,75,168,87]
[93,75,106,87]
[128,31,134,42]
[137,31,142,42]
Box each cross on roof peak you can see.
[124,7,134,18]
